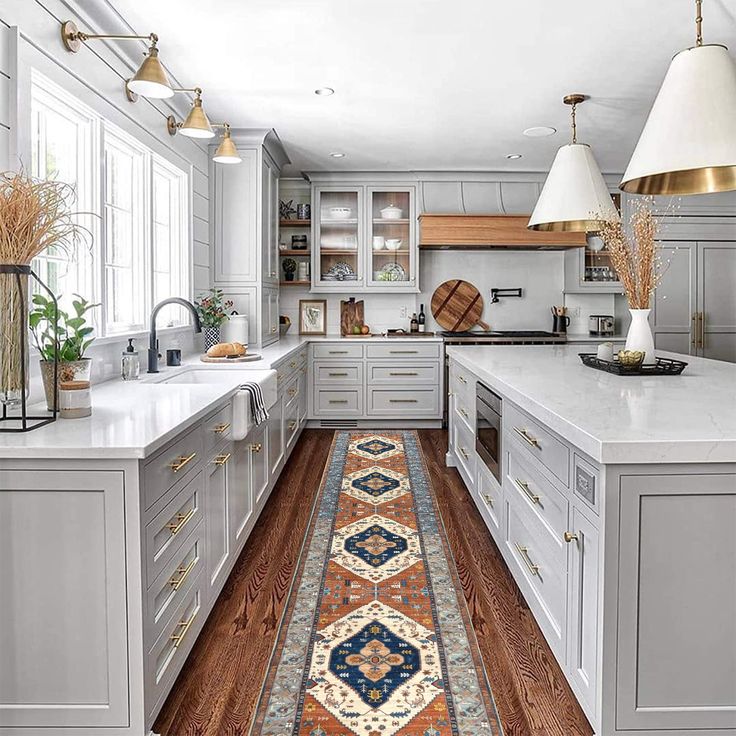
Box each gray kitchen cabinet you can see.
[249,423,270,509]
[205,440,233,597]
[699,242,736,362]
[0,470,129,729]
[615,473,736,732]
[229,437,254,550]
[268,391,284,476]
[211,130,289,347]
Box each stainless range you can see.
[441,330,565,426]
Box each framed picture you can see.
[299,299,327,335]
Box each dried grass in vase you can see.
[598,197,664,309]
[0,171,91,404]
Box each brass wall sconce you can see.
[167,108,241,164]
[61,20,173,99]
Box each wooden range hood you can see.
[419,214,586,250]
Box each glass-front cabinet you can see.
[312,183,417,292]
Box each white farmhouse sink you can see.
[158,367,277,440]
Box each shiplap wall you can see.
[0,0,213,389]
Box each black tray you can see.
[579,353,688,376]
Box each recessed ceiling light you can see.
[506,154,523,160]
[315,87,335,96]
[523,126,557,138]
[329,152,346,158]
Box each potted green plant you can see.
[30,293,99,410]
[282,257,297,282]
[195,288,233,351]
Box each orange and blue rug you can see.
[251,432,503,735]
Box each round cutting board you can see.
[200,353,262,363]
[431,279,490,332]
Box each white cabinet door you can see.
[268,394,285,477]
[698,242,736,362]
[0,470,129,728]
[205,444,232,595]
[260,286,280,346]
[261,157,279,286]
[566,505,600,722]
[230,438,253,550]
[213,148,259,284]
[249,422,270,508]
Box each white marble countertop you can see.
[447,344,736,464]
[565,333,627,343]
[0,335,440,460]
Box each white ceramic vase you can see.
[625,308,656,365]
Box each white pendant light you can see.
[621,0,736,195]
[528,94,619,232]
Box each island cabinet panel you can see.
[615,473,736,733]
[0,470,129,729]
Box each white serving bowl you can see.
[385,239,403,251]
[328,206,351,219]
[380,205,402,219]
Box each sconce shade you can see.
[180,97,215,138]
[127,47,174,99]
[621,44,736,195]
[528,143,619,232]
[213,129,242,164]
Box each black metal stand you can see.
[0,264,58,432]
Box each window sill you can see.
[92,324,194,347]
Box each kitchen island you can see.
[446,344,736,736]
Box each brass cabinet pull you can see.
[328,350,348,354]
[515,544,540,576]
[169,452,197,473]
[458,375,467,384]
[390,399,418,403]
[301,366,307,374]
[288,387,297,397]
[329,372,349,377]
[459,447,470,460]
[170,609,197,648]
[289,360,297,368]
[288,420,298,431]
[329,399,348,404]
[699,311,706,349]
[168,558,197,590]
[459,407,468,418]
[213,422,231,434]
[166,506,196,535]
[270,271,277,277]
[564,531,579,543]
[214,452,231,466]
[513,426,540,449]
[250,442,262,453]
[271,326,277,333]
[389,350,418,354]
[389,371,418,376]
[483,493,494,508]
[691,313,698,348]
[514,477,540,505]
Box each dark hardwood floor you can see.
[154,429,593,736]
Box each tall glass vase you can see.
[625,308,656,365]
[0,268,29,407]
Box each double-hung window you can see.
[30,71,191,339]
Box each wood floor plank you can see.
[154,429,593,736]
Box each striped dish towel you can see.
[240,382,269,425]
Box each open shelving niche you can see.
[278,179,312,288]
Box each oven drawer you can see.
[505,402,570,486]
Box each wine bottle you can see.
[418,304,426,332]
[410,312,419,333]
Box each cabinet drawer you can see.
[451,412,476,489]
[476,459,503,537]
[146,522,204,648]
[203,403,233,454]
[145,574,205,719]
[449,360,476,409]
[367,363,439,385]
[367,388,439,416]
[314,388,362,415]
[505,402,570,486]
[505,501,566,656]
[285,394,300,449]
[312,343,364,359]
[314,362,363,385]
[506,447,569,544]
[145,471,205,587]
[366,342,441,359]
[284,374,300,404]
[143,425,204,510]
[453,393,475,432]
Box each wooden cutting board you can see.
[431,279,490,332]
[340,298,364,336]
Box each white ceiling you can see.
[110,0,736,176]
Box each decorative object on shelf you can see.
[618,349,645,367]
[528,94,619,232]
[431,279,491,331]
[282,257,297,281]
[579,352,687,376]
[621,0,736,195]
[60,20,173,99]
[221,311,249,346]
[297,261,309,281]
[598,198,665,364]
[376,262,407,282]
[321,234,357,250]
[587,235,605,252]
[327,206,352,220]
[291,234,308,249]
[0,171,90,432]
[279,199,297,220]
[195,288,234,351]
[299,299,327,335]
[322,262,357,281]
[297,203,311,220]
[31,293,99,412]
[384,238,403,251]
[340,297,365,336]
[372,235,385,250]
[279,315,292,336]
[380,204,403,219]
[596,342,615,362]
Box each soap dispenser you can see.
[121,338,140,381]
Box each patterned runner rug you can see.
[251,431,503,736]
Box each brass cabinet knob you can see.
[250,442,262,453]
[564,531,579,543]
